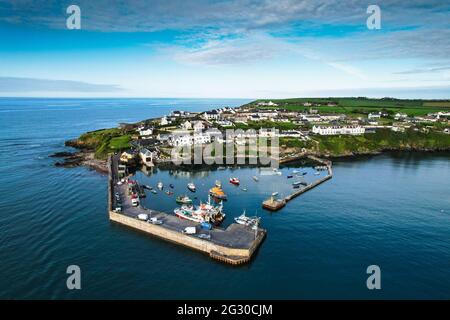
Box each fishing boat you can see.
[176,195,192,205]
[209,185,227,200]
[174,196,225,225]
[229,177,240,185]
[187,182,196,192]
[234,211,260,226]
[157,182,164,190]
[252,176,259,182]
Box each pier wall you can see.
[109,210,256,261]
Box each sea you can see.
[0,98,449,299]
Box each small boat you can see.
[252,176,259,182]
[166,190,173,196]
[292,181,302,187]
[241,187,247,192]
[176,195,193,205]
[187,182,196,192]
[209,186,227,200]
[229,177,240,185]
[142,185,153,190]
[234,211,260,226]
[287,175,293,179]
[272,192,279,197]
[157,182,164,190]
[151,190,157,194]
[169,184,175,189]
[215,180,222,188]
[302,172,307,176]
[293,170,300,174]
[314,172,320,175]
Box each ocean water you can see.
[0,98,449,299]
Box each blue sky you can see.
[1,0,450,98]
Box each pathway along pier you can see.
[262,156,333,211]
[108,155,266,265]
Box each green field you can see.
[249,97,450,117]
[76,128,133,159]
[312,129,450,157]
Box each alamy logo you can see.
[366,265,381,290]
[66,5,81,30]
[66,265,81,290]
[366,5,381,30]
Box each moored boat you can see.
[252,176,259,182]
[209,185,227,200]
[234,210,260,226]
[174,197,225,225]
[229,177,240,185]
[176,195,193,205]
[187,182,196,192]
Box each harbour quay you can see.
[108,155,266,265]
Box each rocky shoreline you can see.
[51,149,108,174]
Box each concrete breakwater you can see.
[107,155,266,265]
[262,155,333,211]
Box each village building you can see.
[181,120,192,130]
[160,116,170,126]
[312,125,365,135]
[138,127,153,137]
[368,112,381,119]
[139,148,156,167]
[193,121,205,132]
[203,110,220,121]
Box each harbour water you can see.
[0,98,449,299]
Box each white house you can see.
[215,119,233,127]
[193,121,205,132]
[301,114,322,122]
[257,101,278,107]
[160,116,170,126]
[138,127,153,137]
[368,113,381,120]
[394,113,408,120]
[139,148,155,166]
[312,125,365,135]
[181,120,192,130]
[203,110,219,121]
[170,134,192,147]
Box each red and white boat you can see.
[229,177,240,185]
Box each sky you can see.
[0,0,450,99]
